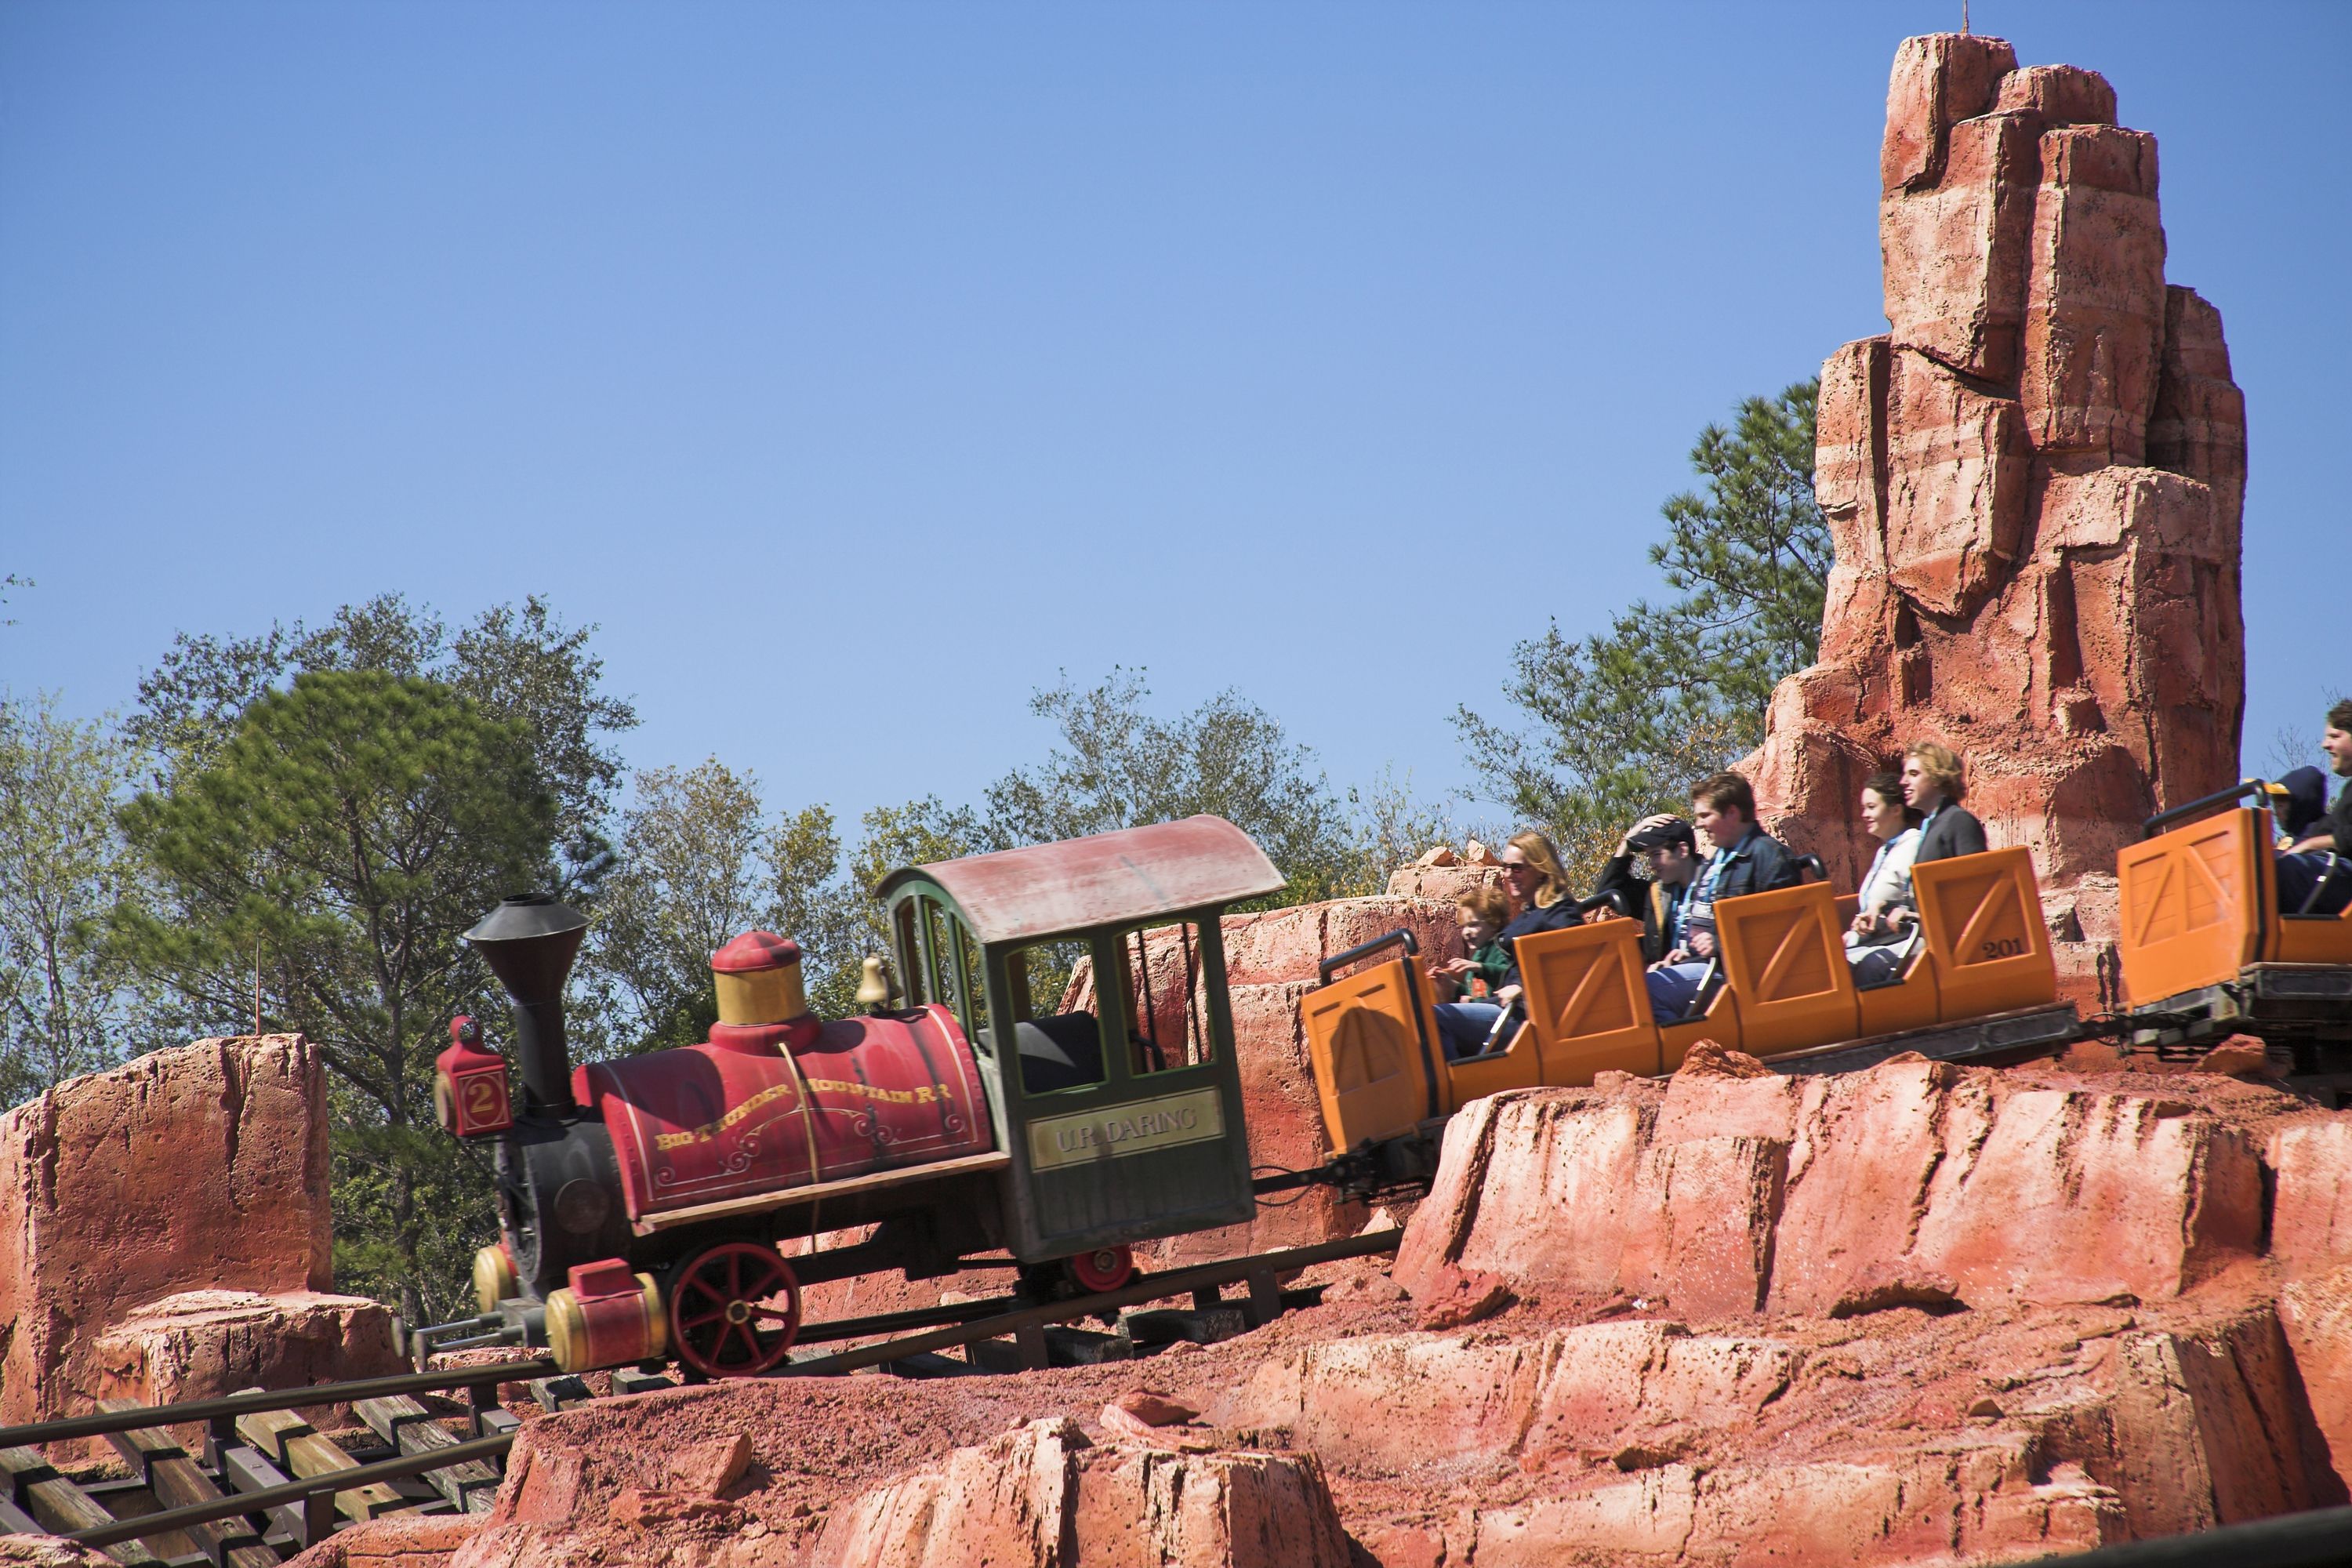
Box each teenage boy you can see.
[1642,772,1801,1021]
[2277,699,2352,916]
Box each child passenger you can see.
[1439,885,1514,1001]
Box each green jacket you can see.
[1460,938,1513,998]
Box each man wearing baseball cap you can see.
[1588,812,1700,965]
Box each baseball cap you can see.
[1627,818,1696,852]
[2270,768,2329,840]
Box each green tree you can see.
[113,671,557,1323]
[128,594,636,896]
[0,694,143,1104]
[583,761,862,1052]
[845,796,983,1007]
[1457,379,1826,880]
[982,669,1363,904]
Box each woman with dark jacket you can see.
[1430,829,1575,1058]
[1902,742,1988,864]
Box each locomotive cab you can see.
[877,815,1285,1272]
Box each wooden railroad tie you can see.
[233,1405,410,1526]
[94,1402,280,1568]
[354,1397,502,1515]
[0,1445,162,1566]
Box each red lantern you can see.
[434,1016,514,1138]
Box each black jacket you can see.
[1592,829,1802,962]
[2322,782,2352,857]
[1592,853,1679,964]
[1914,805,1989,864]
[1700,827,1804,906]
[1496,898,1577,990]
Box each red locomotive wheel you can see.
[670,1243,802,1377]
[1064,1244,1136,1294]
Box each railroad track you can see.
[2,1229,1402,1564]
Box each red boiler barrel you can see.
[579,1003,993,1222]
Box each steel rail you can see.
[0,1357,555,1450]
[2036,1504,2352,1567]
[791,1293,1024,1345]
[67,1432,518,1550]
[55,1231,1403,1552]
[786,1227,1405,1377]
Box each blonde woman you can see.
[1432,829,1574,1060]
[1902,743,1987,864]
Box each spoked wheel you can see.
[669,1242,802,1377]
[1064,1243,1136,1296]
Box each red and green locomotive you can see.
[437,816,1285,1377]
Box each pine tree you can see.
[114,671,556,1323]
[1456,379,1827,881]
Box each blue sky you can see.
[4,2,2344,828]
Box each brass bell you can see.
[855,954,894,1012]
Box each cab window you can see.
[1113,921,1212,1074]
[893,902,925,1006]
[998,940,1107,1095]
[917,898,982,1039]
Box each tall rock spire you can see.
[1751,34,2246,1007]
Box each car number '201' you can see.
[1979,938,2027,960]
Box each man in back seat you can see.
[1588,813,1699,964]
[1643,772,1801,1021]
[2276,699,2352,916]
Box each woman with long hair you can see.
[1903,742,1987,863]
[1847,771,1924,986]
[1431,829,1577,1060]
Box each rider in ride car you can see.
[1847,771,1925,985]
[1643,773,1801,1020]
[1902,743,1987,865]
[1431,831,1576,1059]
[2275,699,2352,916]
[1436,884,1514,1001]
[1588,814,1700,964]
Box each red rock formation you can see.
[283,1515,482,1568]
[139,1044,2335,1568]
[1394,1052,2283,1320]
[2281,1265,2352,1494]
[1755,34,2247,1010]
[91,1288,400,1417]
[437,1376,1354,1568]
[0,1036,400,1450]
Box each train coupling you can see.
[410,1298,546,1368]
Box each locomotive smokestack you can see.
[464,893,589,1116]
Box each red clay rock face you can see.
[2280,1265,2352,1494]
[448,1378,1355,1568]
[90,1288,401,1418]
[2270,1119,2352,1276]
[814,1417,1353,1568]
[1396,1052,2272,1321]
[283,1514,482,1568]
[324,1048,2345,1568]
[1755,34,2245,1000]
[1385,862,1508,905]
[0,1036,353,1444]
